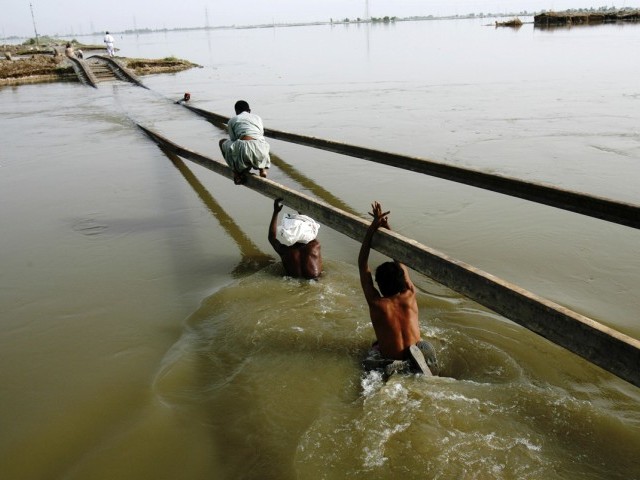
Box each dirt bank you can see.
[0,53,70,85]
[534,8,640,27]
[1,43,198,87]
[124,57,199,76]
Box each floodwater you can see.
[1,17,639,479]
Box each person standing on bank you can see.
[104,31,115,57]
[359,201,438,376]
[219,100,271,185]
[64,43,76,58]
[268,198,322,280]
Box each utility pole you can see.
[29,2,40,46]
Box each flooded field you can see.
[1,17,639,479]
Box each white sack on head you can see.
[277,213,320,246]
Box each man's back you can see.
[278,240,322,280]
[359,201,424,359]
[367,288,421,359]
[228,112,264,140]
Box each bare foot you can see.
[233,172,247,185]
[259,169,267,178]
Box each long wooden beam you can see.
[138,123,640,388]
[183,104,640,230]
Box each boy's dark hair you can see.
[375,261,408,297]
[234,100,250,115]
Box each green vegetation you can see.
[371,16,397,23]
[20,36,85,46]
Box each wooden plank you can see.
[184,104,640,230]
[138,124,640,388]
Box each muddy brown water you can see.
[1,18,639,479]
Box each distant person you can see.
[359,201,438,377]
[104,31,115,57]
[64,43,76,58]
[218,100,271,185]
[175,92,191,104]
[268,198,322,280]
[76,49,84,59]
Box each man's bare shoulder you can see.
[371,289,416,309]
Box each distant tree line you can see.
[330,16,397,23]
[7,6,637,41]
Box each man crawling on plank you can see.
[218,100,271,185]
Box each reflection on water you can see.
[269,151,360,216]
[162,149,275,277]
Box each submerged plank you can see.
[138,124,640,388]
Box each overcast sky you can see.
[2,0,627,38]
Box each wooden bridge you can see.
[67,70,640,388]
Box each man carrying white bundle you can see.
[268,198,322,280]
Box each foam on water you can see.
[143,261,640,478]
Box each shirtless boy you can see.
[359,201,438,376]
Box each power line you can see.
[29,2,40,45]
